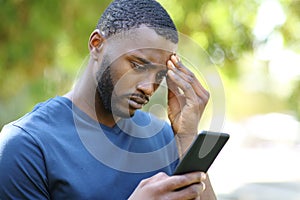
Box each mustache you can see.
[129,93,150,103]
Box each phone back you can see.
[173,131,229,175]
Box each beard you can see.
[96,61,114,112]
[96,57,132,118]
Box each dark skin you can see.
[65,26,215,200]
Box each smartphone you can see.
[173,131,230,175]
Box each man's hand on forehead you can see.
[166,53,210,155]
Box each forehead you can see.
[104,26,177,64]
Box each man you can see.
[0,0,216,199]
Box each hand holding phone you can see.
[173,131,229,175]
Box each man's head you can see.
[89,0,178,118]
[96,0,178,44]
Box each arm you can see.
[166,55,216,200]
[0,125,49,200]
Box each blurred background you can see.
[0,0,299,199]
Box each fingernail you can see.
[201,182,206,192]
[201,173,207,180]
[171,55,177,62]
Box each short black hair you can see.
[96,0,178,43]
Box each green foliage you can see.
[1,0,300,128]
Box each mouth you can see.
[128,94,149,109]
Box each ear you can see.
[88,29,105,58]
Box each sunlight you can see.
[253,0,286,41]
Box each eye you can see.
[131,62,148,72]
[156,70,167,83]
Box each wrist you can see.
[175,133,197,158]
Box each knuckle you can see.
[198,97,207,106]
[178,175,190,185]
[157,172,168,177]
[139,178,149,187]
[206,91,210,100]
[186,75,194,84]
[183,83,192,91]
[187,184,201,196]
[197,92,210,106]
[204,94,210,104]
[173,74,181,82]
[188,71,195,79]
[165,181,178,191]
[177,61,184,68]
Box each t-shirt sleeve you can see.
[0,124,50,200]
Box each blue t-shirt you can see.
[0,96,179,199]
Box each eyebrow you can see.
[131,55,152,65]
[131,55,166,69]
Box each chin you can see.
[111,106,136,118]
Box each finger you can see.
[169,61,208,100]
[168,59,208,100]
[139,172,169,187]
[173,56,209,98]
[167,183,204,200]
[170,55,209,98]
[167,60,195,97]
[160,172,206,191]
[170,55,189,76]
[149,172,169,182]
[167,64,198,102]
[201,181,206,192]
[166,73,180,98]
[167,60,202,102]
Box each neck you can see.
[64,58,119,127]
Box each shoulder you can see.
[0,124,49,199]
[14,96,72,127]
[11,96,72,135]
[0,124,45,167]
[0,123,39,152]
[1,96,75,149]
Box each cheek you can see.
[114,73,141,94]
[109,63,137,94]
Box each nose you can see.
[136,75,157,96]
[137,82,155,97]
